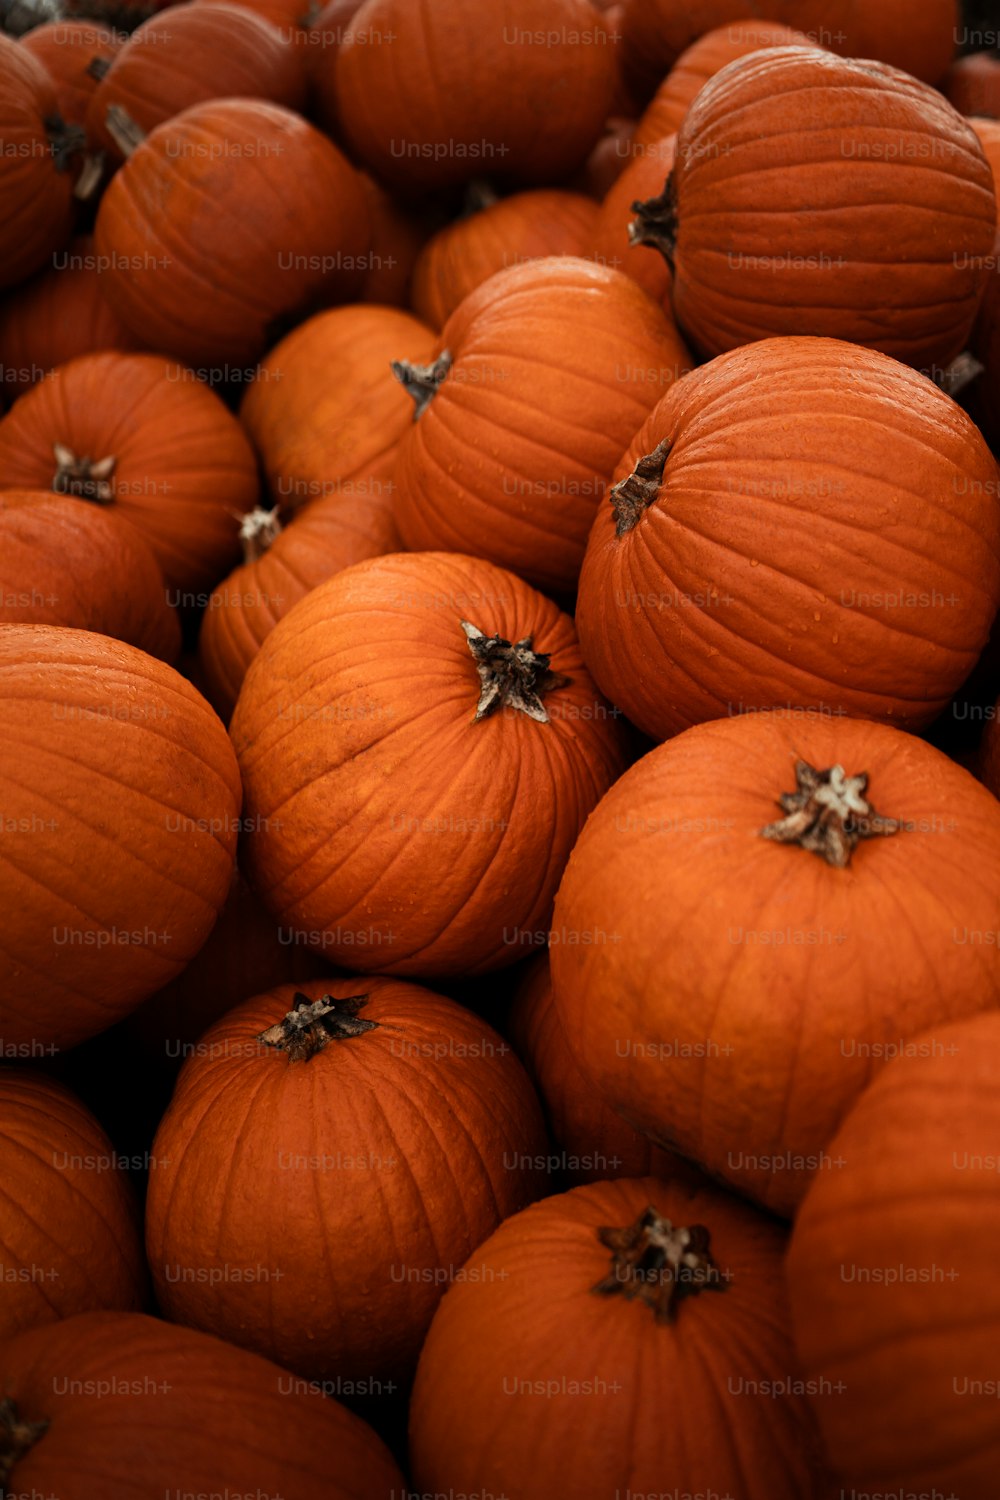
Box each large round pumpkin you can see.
[94,99,371,366]
[145,976,550,1378]
[0,352,259,594]
[332,0,616,191]
[0,36,80,290]
[410,1175,830,1500]
[549,712,1000,1217]
[787,1012,1000,1499]
[230,551,629,976]
[943,50,1000,119]
[0,1310,404,1499]
[19,20,122,130]
[0,627,241,1051]
[636,46,995,370]
[0,489,180,661]
[576,337,1000,739]
[591,135,675,306]
[391,257,692,594]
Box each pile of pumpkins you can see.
[2,0,1000,1495]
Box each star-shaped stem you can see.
[391,351,453,420]
[591,1206,726,1323]
[52,444,116,503]
[238,506,282,563]
[628,172,679,268]
[258,993,388,1062]
[0,1397,49,1489]
[460,620,569,724]
[760,760,902,868]
[609,438,672,536]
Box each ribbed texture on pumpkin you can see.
[0,37,76,290]
[549,713,1000,1217]
[20,21,122,129]
[592,135,675,305]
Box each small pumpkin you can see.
[230,551,629,977]
[0,489,180,661]
[0,36,80,290]
[391,256,692,595]
[94,99,371,366]
[0,351,259,595]
[410,1175,830,1500]
[576,337,1000,739]
[358,174,429,307]
[575,115,636,198]
[0,1070,146,1340]
[145,976,550,1378]
[0,627,241,1051]
[19,20,122,129]
[591,134,675,305]
[0,1310,404,1498]
[549,712,1000,1217]
[410,188,600,332]
[943,50,1000,119]
[787,1012,1000,1499]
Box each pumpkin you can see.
[508,954,692,1185]
[0,627,241,1051]
[965,120,1000,449]
[93,99,371,367]
[0,1070,146,1340]
[391,257,692,595]
[86,3,308,159]
[0,489,180,661]
[239,302,435,512]
[332,0,616,191]
[19,20,122,129]
[194,0,312,27]
[0,1310,404,1498]
[410,189,599,332]
[358,175,429,307]
[145,976,550,1378]
[787,1012,1000,1499]
[410,1175,830,1500]
[0,36,80,290]
[305,0,375,135]
[943,50,1000,119]
[548,711,1000,1218]
[576,337,1000,740]
[197,492,400,722]
[576,116,635,198]
[0,236,144,401]
[230,551,628,977]
[0,351,259,595]
[591,134,675,305]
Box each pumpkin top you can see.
[258,991,383,1060]
[591,1205,726,1322]
[760,760,902,868]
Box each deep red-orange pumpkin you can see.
[0,352,259,594]
[358,174,430,307]
[966,120,1000,449]
[549,712,1000,1218]
[0,489,180,662]
[391,257,692,594]
[94,99,371,366]
[0,627,241,1051]
[230,551,629,977]
[576,116,636,198]
[193,0,313,28]
[943,50,1000,119]
[576,337,1000,740]
[638,47,995,370]
[411,1176,830,1500]
[19,21,122,130]
[591,135,675,306]
[0,36,80,290]
[145,976,550,1378]
[0,1070,146,1340]
[0,1311,404,1498]
[410,189,600,332]
[787,1013,1000,1499]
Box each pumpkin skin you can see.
[652,47,996,370]
[787,1013,1000,1500]
[410,1176,829,1500]
[591,134,675,305]
[145,976,550,1379]
[0,36,79,291]
[230,551,629,977]
[195,0,312,27]
[0,236,144,401]
[0,1310,404,1499]
[576,337,1000,740]
[94,99,371,367]
[359,175,429,307]
[392,257,692,595]
[0,627,241,1051]
[19,21,122,129]
[549,712,1000,1218]
[943,51,1000,119]
[333,0,616,191]
[410,190,600,332]
[86,4,308,158]
[0,489,180,662]
[0,351,258,595]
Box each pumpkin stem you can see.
[0,1397,49,1490]
[52,443,116,503]
[391,351,453,420]
[462,178,500,216]
[591,1206,726,1323]
[935,351,985,399]
[609,438,671,536]
[628,174,678,268]
[103,103,146,158]
[760,760,902,868]
[239,506,282,563]
[44,115,86,173]
[73,150,106,201]
[461,620,569,724]
[258,993,387,1062]
[85,55,112,82]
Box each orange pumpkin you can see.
[549,712,1000,1217]
[305,0,374,135]
[145,976,550,1378]
[0,352,258,594]
[20,20,122,129]
[194,0,313,27]
[575,116,636,198]
[0,627,241,1051]
[392,257,692,595]
[0,489,180,662]
[943,50,1000,118]
[966,119,1000,448]
[576,337,1000,739]
[0,36,79,290]
[358,175,429,307]
[591,134,675,305]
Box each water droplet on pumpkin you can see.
[813,611,821,622]
[749,559,758,567]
